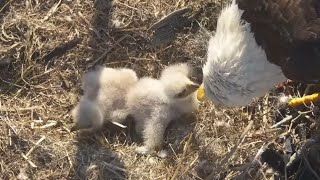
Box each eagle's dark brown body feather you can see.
[237,0,320,83]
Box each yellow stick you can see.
[288,93,320,107]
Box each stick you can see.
[101,161,126,180]
[271,115,293,128]
[26,136,46,157]
[0,106,41,112]
[170,133,193,180]
[42,0,62,21]
[111,121,127,128]
[21,153,37,168]
[237,143,267,179]
[205,121,254,180]
[88,35,129,68]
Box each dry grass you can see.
[1,0,319,179]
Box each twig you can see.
[101,161,127,173]
[78,11,101,39]
[31,120,57,129]
[115,0,139,11]
[288,110,313,132]
[170,133,193,180]
[26,136,46,157]
[0,106,42,112]
[101,161,126,180]
[111,121,127,128]
[100,132,111,149]
[304,115,320,125]
[286,150,302,174]
[262,96,269,124]
[21,153,37,168]
[0,0,14,13]
[237,143,267,179]
[88,35,129,68]
[205,121,254,180]
[183,153,199,175]
[7,128,12,147]
[42,0,62,21]
[271,110,312,129]
[271,115,293,128]
[65,149,73,177]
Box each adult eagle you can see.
[197,0,320,107]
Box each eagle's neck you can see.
[203,1,287,107]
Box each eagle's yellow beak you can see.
[197,84,206,101]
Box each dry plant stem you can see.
[0,0,14,13]
[3,117,18,136]
[101,161,127,179]
[286,151,301,168]
[0,106,41,112]
[288,110,313,132]
[102,164,126,180]
[21,136,46,168]
[21,153,37,168]
[183,153,199,175]
[65,149,73,177]
[32,120,57,129]
[88,35,130,68]
[26,136,46,157]
[2,0,316,179]
[170,133,193,180]
[271,115,293,129]
[77,11,101,39]
[205,120,254,180]
[102,161,127,173]
[42,0,62,22]
[238,143,267,179]
[111,121,127,128]
[304,115,320,125]
[262,96,269,124]
[272,109,312,129]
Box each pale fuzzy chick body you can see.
[125,63,199,156]
[71,66,138,132]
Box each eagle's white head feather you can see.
[202,1,286,107]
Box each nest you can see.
[0,0,319,179]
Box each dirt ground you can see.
[1,0,320,179]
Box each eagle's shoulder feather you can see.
[236,0,320,82]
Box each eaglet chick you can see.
[70,66,138,132]
[125,63,199,156]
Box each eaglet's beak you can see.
[175,82,200,98]
[197,84,207,101]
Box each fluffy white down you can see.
[159,63,199,114]
[71,66,138,131]
[202,1,286,107]
[125,63,199,154]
